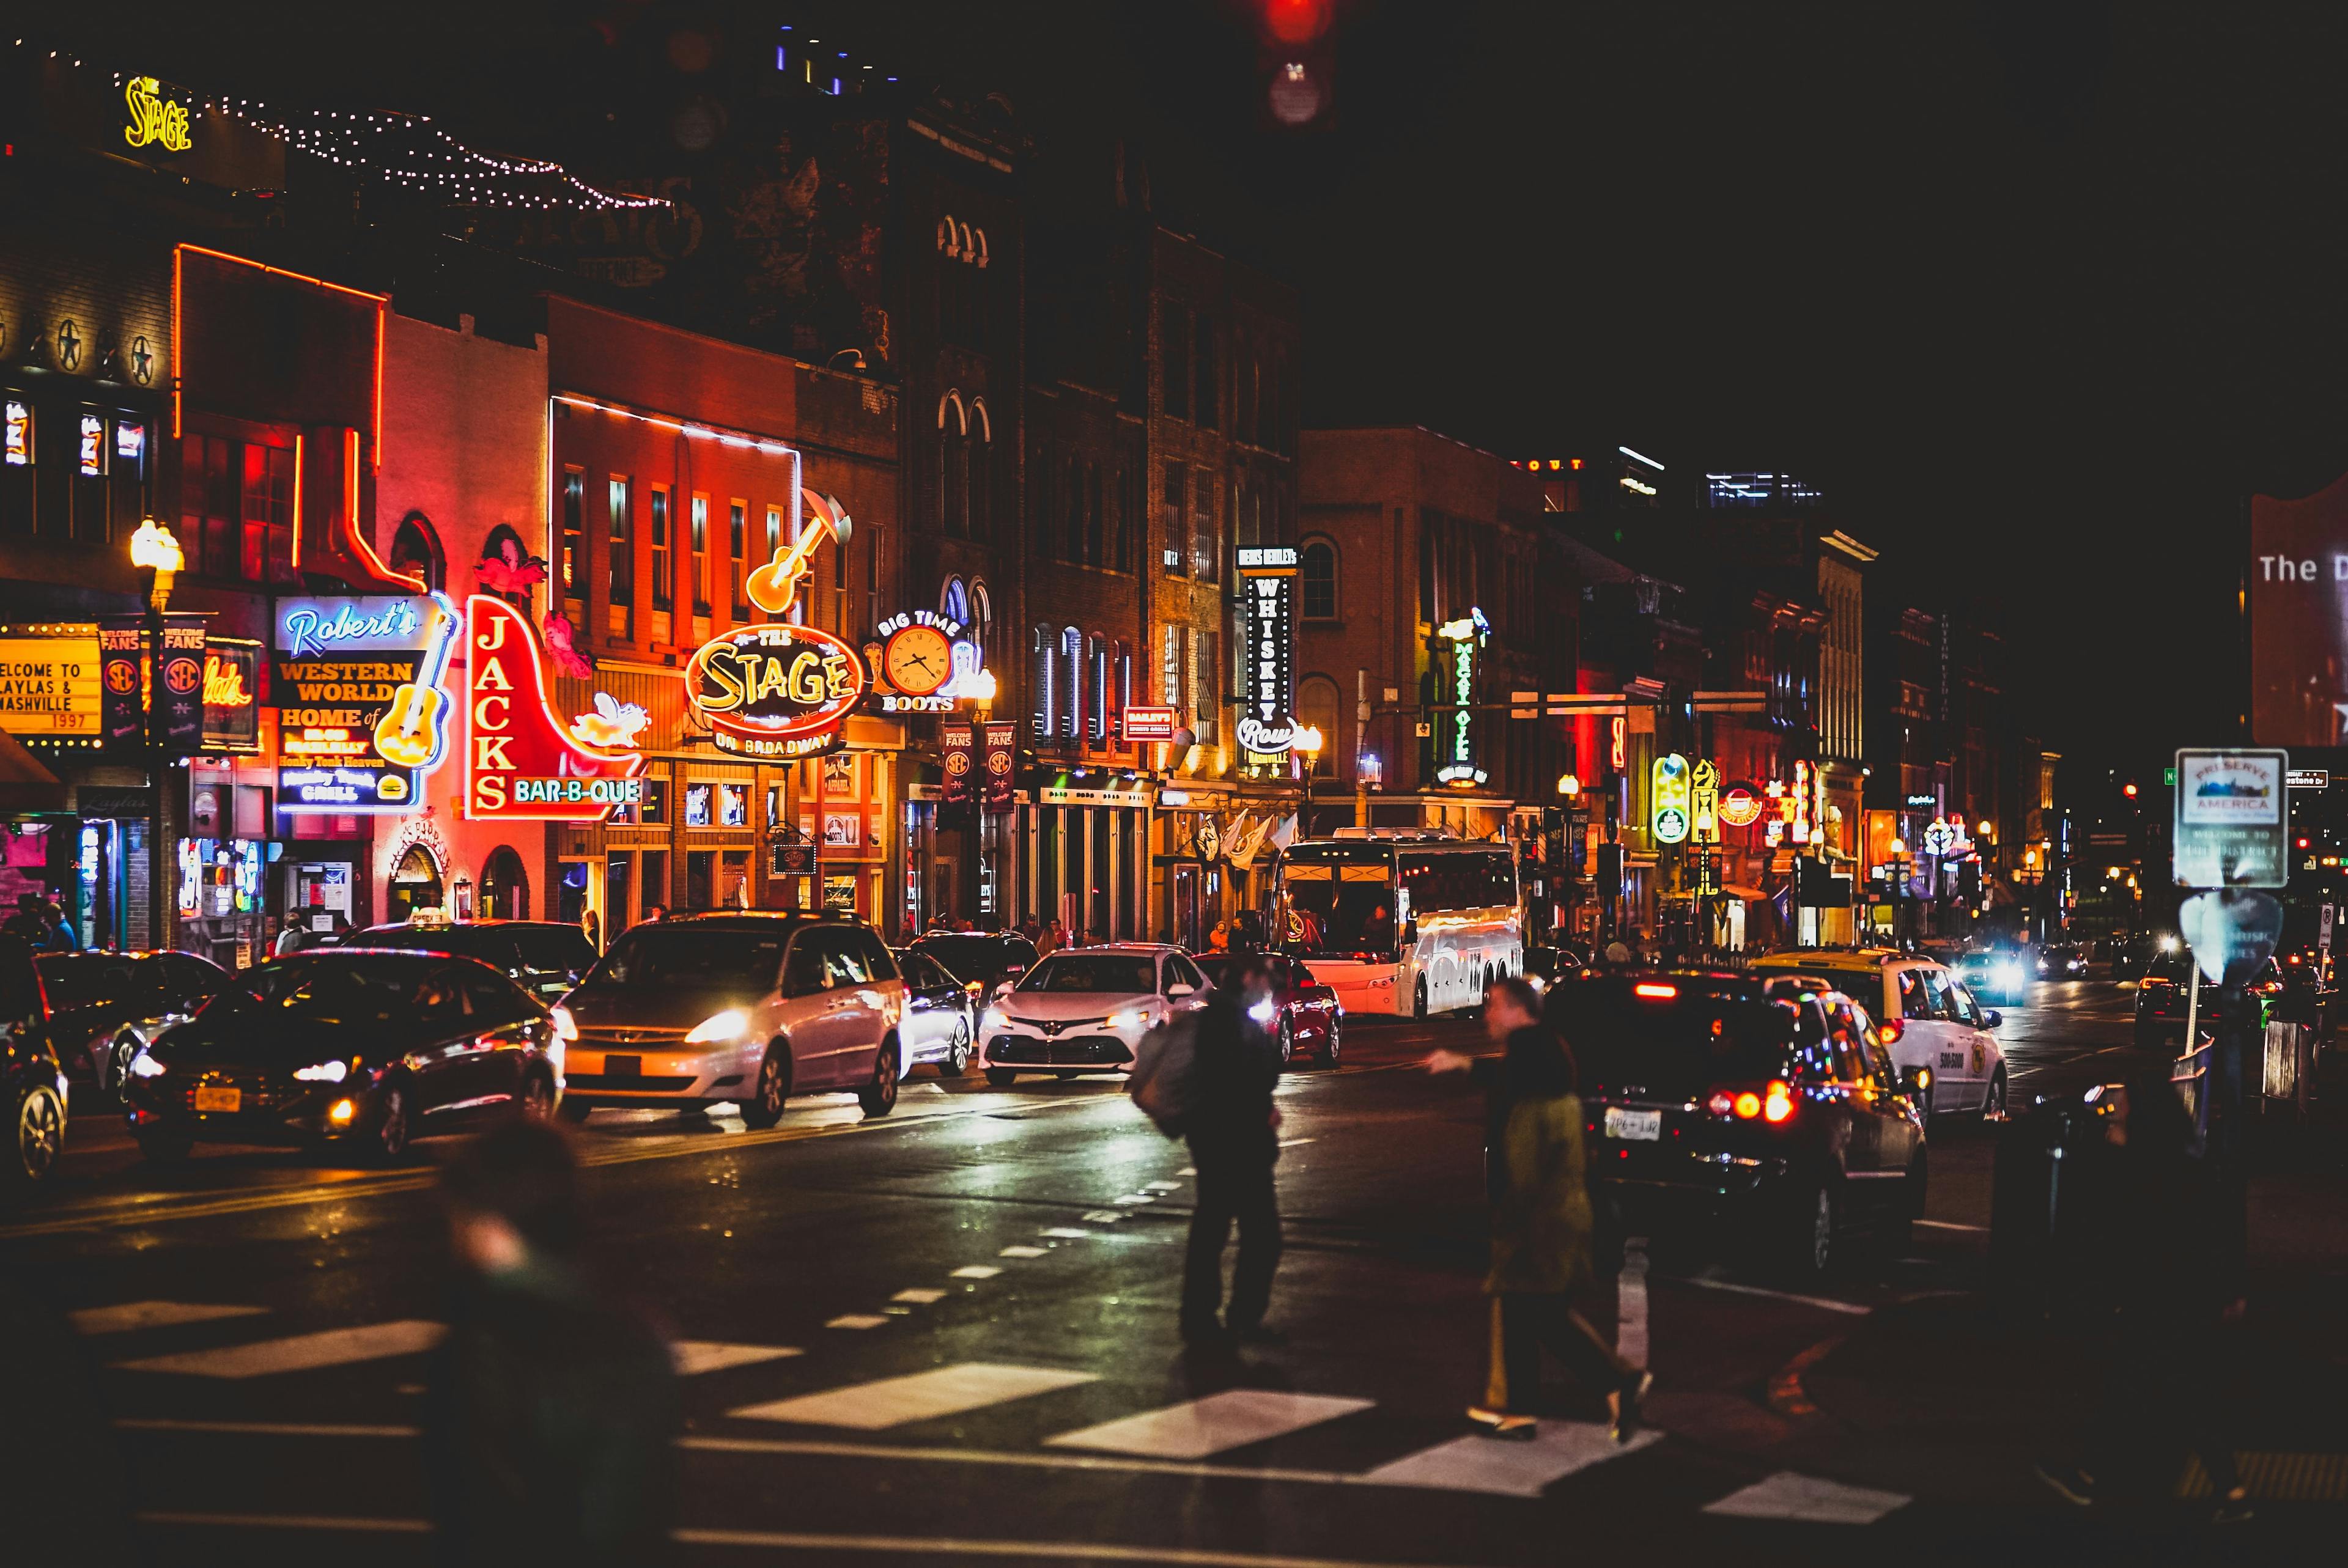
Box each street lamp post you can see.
[128,519,183,953]
[1889,836,1912,944]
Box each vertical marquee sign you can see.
[1435,608,1490,787]
[1236,546,1298,760]
[684,490,868,759]
[273,594,455,812]
[462,595,646,820]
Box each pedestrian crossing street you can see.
[83,1299,1912,1524]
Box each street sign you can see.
[2173,748,2289,888]
[2179,888,2285,987]
[2288,768,2331,789]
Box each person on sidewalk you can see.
[1426,976,1648,1441]
[2034,1070,2251,1524]
[1180,952,1287,1347]
[424,1120,680,1566]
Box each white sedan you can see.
[979,945,1210,1085]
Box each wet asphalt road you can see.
[2,978,2173,1567]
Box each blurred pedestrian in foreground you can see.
[424,1120,679,1566]
[1427,977,1647,1441]
[1181,952,1287,1346]
[2035,1070,2251,1523]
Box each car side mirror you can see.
[1984,1010,2003,1029]
[1167,982,1195,998]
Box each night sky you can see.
[73,1,2348,780]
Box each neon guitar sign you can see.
[371,597,459,771]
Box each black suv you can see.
[336,920,599,1003]
[1558,971,1928,1276]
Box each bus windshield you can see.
[1275,847,1400,959]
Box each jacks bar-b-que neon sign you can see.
[463,594,646,821]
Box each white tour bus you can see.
[1268,832,1523,1018]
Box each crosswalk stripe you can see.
[1041,1228,1093,1239]
[999,1246,1048,1258]
[1047,1391,1373,1460]
[1701,1471,1910,1523]
[71,1301,269,1336]
[113,1320,445,1378]
[826,1316,889,1330]
[728,1362,1098,1429]
[671,1342,802,1376]
[1362,1422,1661,1497]
[893,1289,948,1304]
[950,1265,1002,1279]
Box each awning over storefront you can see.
[1722,882,1772,902]
[0,732,66,812]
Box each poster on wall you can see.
[201,638,263,753]
[273,594,454,812]
[462,594,648,821]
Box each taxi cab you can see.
[1750,949,2008,1120]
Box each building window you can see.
[1111,466,1132,573]
[763,504,783,561]
[942,576,969,625]
[1161,301,1191,421]
[389,512,446,594]
[649,485,671,610]
[1301,539,1337,619]
[237,441,295,582]
[969,401,992,540]
[1163,623,1183,708]
[1196,628,1219,732]
[1085,464,1104,568]
[640,778,669,825]
[1161,463,1186,575]
[1195,314,1218,430]
[690,494,711,613]
[1191,466,1219,583]
[1086,634,1107,743]
[1032,624,1058,738]
[609,477,633,608]
[720,782,748,827]
[1061,627,1083,741]
[1115,641,1133,737]
[729,500,748,619]
[684,782,713,828]
[558,467,585,597]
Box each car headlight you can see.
[550,1004,579,1042]
[293,1061,349,1083]
[981,1006,1008,1031]
[1998,963,2025,987]
[684,1009,748,1045]
[1106,1007,1149,1032]
[127,1051,168,1078]
[1247,998,1279,1026]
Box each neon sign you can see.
[1436,609,1488,787]
[1239,549,1298,758]
[1652,753,1691,844]
[463,594,646,820]
[685,493,867,758]
[124,76,193,153]
[279,597,424,658]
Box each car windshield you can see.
[914,935,1014,984]
[34,954,144,1008]
[234,956,463,1025]
[1549,978,1792,1098]
[591,926,786,989]
[1016,955,1156,995]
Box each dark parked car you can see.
[32,949,231,1094]
[2133,951,2204,1048]
[1559,971,1928,1276]
[1,932,67,1194]
[908,931,1041,1003]
[893,948,978,1077]
[1194,952,1344,1066]
[119,949,563,1164]
[335,919,600,1002]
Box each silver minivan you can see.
[553,913,907,1125]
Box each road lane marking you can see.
[1041,1228,1093,1239]
[892,1289,948,1304]
[1277,1138,1316,1147]
[1145,1180,1183,1191]
[825,1316,889,1330]
[999,1245,1048,1258]
[1046,1391,1373,1459]
[1082,1210,1128,1223]
[1669,1276,1872,1316]
[113,1320,444,1378]
[121,1418,418,1438]
[672,1342,802,1376]
[950,1265,1003,1279]
[70,1301,269,1335]
[1915,1220,1988,1232]
[1616,1238,1650,1369]
[1364,1421,1662,1496]
[728,1362,1097,1429]
[1701,1470,1910,1523]
[141,1512,1468,1566]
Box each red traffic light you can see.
[1262,0,1333,45]
[2122,782,2139,799]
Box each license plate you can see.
[604,1055,641,1079]
[193,1085,242,1113]
[1605,1106,1661,1142]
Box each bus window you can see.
[1277,855,1397,957]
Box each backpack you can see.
[1126,1012,1199,1138]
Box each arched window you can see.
[972,227,990,268]
[969,399,991,538]
[480,845,530,921]
[1113,639,1133,743]
[1086,634,1108,743]
[937,215,960,256]
[970,580,997,675]
[969,396,992,444]
[1032,625,1057,738]
[1298,675,1343,777]
[1300,538,1338,620]
[1061,626,1083,740]
[940,576,969,626]
[389,511,445,594]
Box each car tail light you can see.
[1707,1091,1735,1117]
[1877,1019,1903,1045]
[1633,982,1678,999]
[1763,1080,1795,1123]
[1730,1090,1762,1119]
